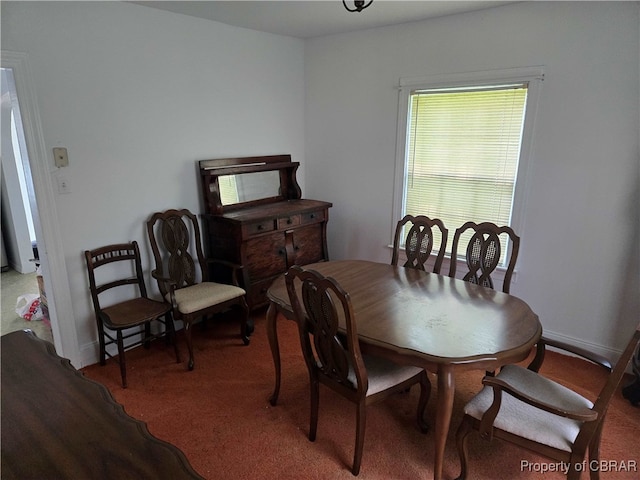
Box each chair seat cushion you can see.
[464,364,593,452]
[357,355,423,396]
[168,282,246,315]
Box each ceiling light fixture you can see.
[343,0,373,13]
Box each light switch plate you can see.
[53,147,69,167]
[57,175,71,194]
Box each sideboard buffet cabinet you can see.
[199,155,332,310]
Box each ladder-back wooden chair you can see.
[455,322,640,480]
[84,241,179,388]
[285,265,430,476]
[391,214,448,274]
[146,208,250,371]
[449,221,520,294]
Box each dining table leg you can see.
[434,365,455,480]
[266,302,281,406]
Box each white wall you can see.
[304,2,639,356]
[2,2,305,365]
[2,1,637,365]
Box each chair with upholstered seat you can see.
[84,241,180,388]
[449,221,520,294]
[455,322,640,480]
[391,214,448,274]
[146,208,250,371]
[285,265,430,476]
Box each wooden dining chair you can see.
[391,214,448,274]
[84,241,180,388]
[285,265,430,476]
[621,345,640,405]
[449,221,520,294]
[455,322,640,480]
[146,208,250,371]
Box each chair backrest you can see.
[449,221,520,293]
[391,215,448,274]
[146,209,208,299]
[574,322,640,452]
[84,241,147,312]
[285,265,367,398]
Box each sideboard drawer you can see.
[277,215,301,230]
[246,220,276,236]
[300,210,325,225]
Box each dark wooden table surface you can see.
[266,260,541,480]
[1,330,203,480]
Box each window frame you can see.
[391,66,544,273]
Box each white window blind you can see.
[402,84,528,264]
[219,174,239,205]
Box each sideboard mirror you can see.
[218,170,281,206]
[199,155,302,215]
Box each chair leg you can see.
[454,416,473,480]
[416,371,431,433]
[116,330,127,389]
[164,315,172,346]
[166,312,181,363]
[98,325,107,366]
[352,401,366,476]
[309,377,319,442]
[588,422,604,480]
[143,321,151,349]
[567,461,583,480]
[239,298,250,345]
[184,319,195,371]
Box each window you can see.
[393,67,543,266]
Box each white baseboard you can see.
[79,320,186,368]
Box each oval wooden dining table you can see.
[266,260,541,480]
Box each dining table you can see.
[1,330,203,479]
[266,259,541,480]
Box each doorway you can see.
[1,66,53,343]
[1,51,80,367]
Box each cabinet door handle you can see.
[286,218,292,224]
[278,249,285,256]
[310,213,316,219]
[257,224,264,230]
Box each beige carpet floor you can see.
[1,268,53,343]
